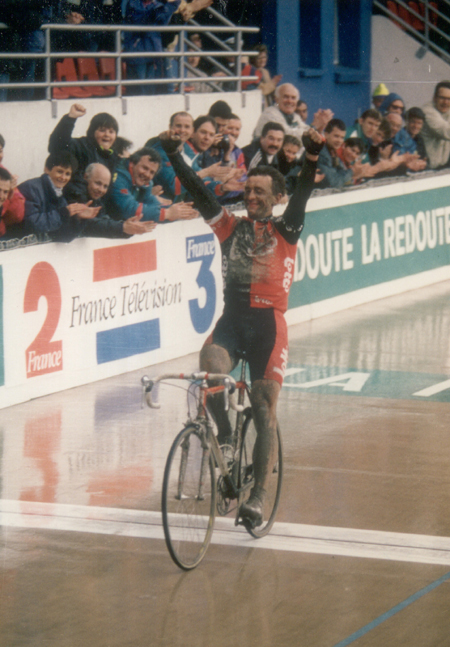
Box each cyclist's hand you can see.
[159,130,183,156]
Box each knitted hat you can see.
[372,83,389,98]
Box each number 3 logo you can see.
[186,234,216,334]
[24,262,63,378]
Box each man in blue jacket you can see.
[108,147,199,223]
[146,111,242,201]
[19,151,101,242]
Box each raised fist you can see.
[302,128,325,156]
[68,104,87,119]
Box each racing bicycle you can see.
[141,358,283,570]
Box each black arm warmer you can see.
[276,157,317,244]
[166,151,222,221]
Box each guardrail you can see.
[373,0,450,62]
[0,20,260,100]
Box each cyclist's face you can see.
[244,175,278,220]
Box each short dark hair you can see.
[0,134,5,149]
[283,134,301,148]
[434,81,450,101]
[325,118,346,134]
[344,137,365,153]
[247,166,286,197]
[261,121,285,137]
[86,113,119,140]
[45,151,78,172]
[297,99,307,108]
[378,118,392,140]
[229,113,240,121]
[405,107,425,122]
[169,111,193,127]
[193,115,217,132]
[0,167,12,182]
[114,136,133,156]
[129,147,161,167]
[361,108,382,122]
[208,100,232,120]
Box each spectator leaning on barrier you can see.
[217,113,247,203]
[147,111,240,201]
[405,107,428,166]
[66,162,157,238]
[19,151,102,242]
[108,147,198,223]
[49,103,120,198]
[421,81,450,169]
[379,92,405,117]
[346,109,382,156]
[0,133,26,237]
[386,113,426,172]
[277,135,303,195]
[0,167,25,239]
[317,119,355,189]
[295,100,308,124]
[243,121,285,171]
[386,113,416,154]
[187,115,218,167]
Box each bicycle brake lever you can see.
[223,377,230,412]
[141,376,155,409]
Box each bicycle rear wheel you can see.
[239,413,283,538]
[162,425,216,570]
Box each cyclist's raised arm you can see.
[158,132,222,221]
[280,129,324,242]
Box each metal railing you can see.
[373,0,450,62]
[0,16,259,100]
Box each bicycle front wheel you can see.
[239,413,283,538]
[162,425,216,570]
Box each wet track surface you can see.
[2,280,450,646]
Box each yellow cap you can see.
[372,83,389,98]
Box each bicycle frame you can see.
[142,361,252,508]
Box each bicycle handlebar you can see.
[141,372,245,412]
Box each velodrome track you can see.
[1,279,450,646]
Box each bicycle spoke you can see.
[162,426,216,570]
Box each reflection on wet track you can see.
[2,281,450,645]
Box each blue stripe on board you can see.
[332,570,450,647]
[96,319,160,364]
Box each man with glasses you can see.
[422,81,450,169]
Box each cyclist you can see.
[159,127,324,526]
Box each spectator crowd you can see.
[2,77,450,245]
[0,0,265,101]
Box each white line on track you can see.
[2,499,450,566]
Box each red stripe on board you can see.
[93,240,157,282]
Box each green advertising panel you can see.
[289,186,450,309]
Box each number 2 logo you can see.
[24,262,63,378]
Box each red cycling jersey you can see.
[208,209,296,312]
